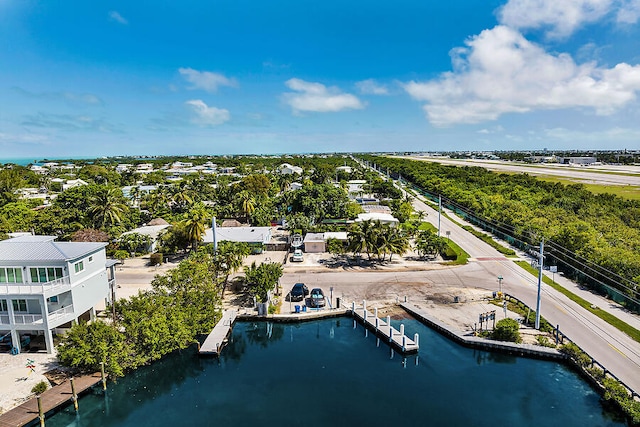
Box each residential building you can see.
[303,233,325,253]
[203,226,272,246]
[0,235,118,354]
[277,163,303,175]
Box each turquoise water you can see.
[44,318,624,427]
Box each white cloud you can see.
[283,78,364,113]
[185,100,230,126]
[179,68,237,93]
[108,11,128,25]
[403,26,640,126]
[617,0,640,23]
[355,79,389,95]
[498,0,612,38]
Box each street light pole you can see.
[437,195,442,237]
[497,275,503,297]
[535,240,544,330]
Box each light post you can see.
[497,275,503,297]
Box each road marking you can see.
[554,304,567,314]
[608,343,628,358]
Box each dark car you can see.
[289,283,309,302]
[309,288,326,308]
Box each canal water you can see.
[45,318,624,426]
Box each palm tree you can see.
[385,227,410,262]
[89,188,128,229]
[237,190,256,223]
[171,185,194,213]
[182,202,209,250]
[214,241,250,297]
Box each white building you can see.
[0,235,118,354]
[277,163,303,175]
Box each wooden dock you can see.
[351,303,419,354]
[199,309,237,356]
[0,372,102,427]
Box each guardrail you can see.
[48,305,74,324]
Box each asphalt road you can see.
[403,156,640,187]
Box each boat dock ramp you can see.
[198,309,237,356]
[350,301,419,354]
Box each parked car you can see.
[288,283,309,302]
[309,288,326,308]
[291,249,304,262]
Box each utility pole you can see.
[535,239,544,330]
[437,195,442,237]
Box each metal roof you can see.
[0,237,106,263]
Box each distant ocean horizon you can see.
[0,156,120,166]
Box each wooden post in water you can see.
[100,362,107,391]
[414,333,420,348]
[37,395,45,427]
[70,377,78,411]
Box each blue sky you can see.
[1,0,640,158]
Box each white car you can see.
[291,249,304,262]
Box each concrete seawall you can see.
[400,302,565,361]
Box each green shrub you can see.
[31,380,48,395]
[535,335,556,348]
[149,252,163,266]
[560,342,592,367]
[492,318,522,343]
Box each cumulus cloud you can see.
[355,79,389,95]
[179,68,237,93]
[283,78,364,113]
[498,0,612,38]
[185,100,230,126]
[403,26,640,126]
[108,11,128,25]
[617,0,640,23]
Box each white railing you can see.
[48,305,74,323]
[0,276,71,295]
[13,313,44,325]
[0,314,9,325]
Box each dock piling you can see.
[100,362,106,391]
[37,396,44,427]
[414,333,420,348]
[70,378,78,411]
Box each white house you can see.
[203,226,272,245]
[62,179,89,191]
[336,165,353,174]
[0,235,118,354]
[277,163,303,175]
[356,212,400,227]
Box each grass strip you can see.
[515,261,640,344]
[443,239,469,265]
[460,225,516,256]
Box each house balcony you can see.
[48,305,75,326]
[0,276,71,296]
[13,313,44,325]
[0,305,74,326]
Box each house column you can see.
[90,307,96,321]
[6,299,19,352]
[43,329,54,354]
[40,295,54,354]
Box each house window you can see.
[29,267,64,283]
[88,256,94,263]
[0,267,23,283]
[47,296,59,303]
[74,261,84,274]
[0,300,7,312]
[12,299,27,312]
